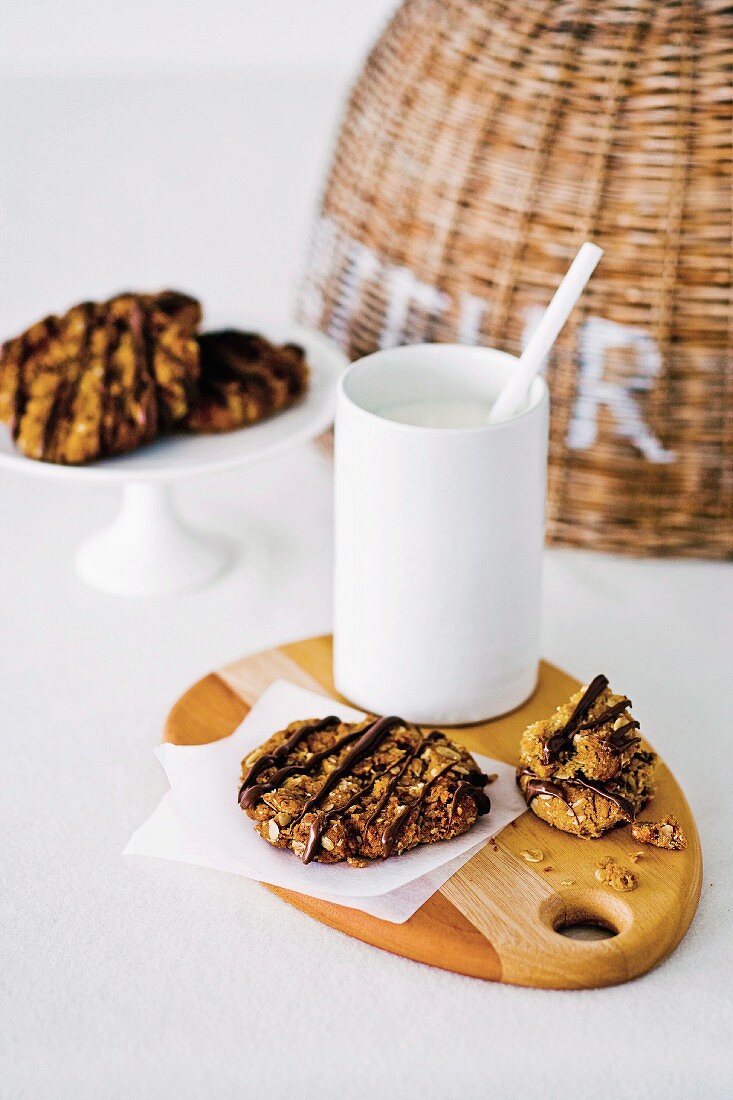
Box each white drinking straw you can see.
[488,241,603,424]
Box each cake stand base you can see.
[75,483,227,596]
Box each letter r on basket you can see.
[566,317,676,464]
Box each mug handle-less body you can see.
[333,345,549,725]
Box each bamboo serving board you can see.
[164,635,702,989]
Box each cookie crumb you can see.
[560,879,575,886]
[631,814,687,851]
[595,857,638,892]
[520,848,544,863]
[631,850,644,863]
[543,865,553,872]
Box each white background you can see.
[1,3,731,1098]
[0,1,398,77]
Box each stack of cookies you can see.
[516,675,657,838]
[0,290,309,465]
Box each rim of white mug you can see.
[337,344,548,435]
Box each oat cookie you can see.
[238,715,491,865]
[516,675,657,838]
[184,330,309,433]
[0,290,200,464]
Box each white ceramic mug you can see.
[333,344,549,725]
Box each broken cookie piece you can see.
[238,715,491,865]
[632,814,687,851]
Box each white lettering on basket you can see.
[380,267,450,349]
[566,317,676,464]
[329,242,380,349]
[457,293,489,345]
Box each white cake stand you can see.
[0,323,346,596]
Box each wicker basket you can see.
[299,0,733,558]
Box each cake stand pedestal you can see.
[75,482,227,595]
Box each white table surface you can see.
[1,71,732,1100]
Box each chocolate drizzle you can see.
[573,775,635,821]
[577,698,630,732]
[42,302,94,457]
[297,716,406,822]
[540,675,640,765]
[240,715,491,864]
[516,767,579,823]
[8,316,59,434]
[575,695,640,753]
[541,674,610,764]
[299,752,410,864]
[379,760,455,858]
[363,731,438,829]
[517,767,635,822]
[450,781,492,821]
[238,715,341,809]
[599,721,640,753]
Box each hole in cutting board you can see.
[556,920,617,941]
[541,888,632,942]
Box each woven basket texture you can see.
[299,0,733,558]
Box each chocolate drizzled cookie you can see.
[239,715,491,865]
[0,290,200,464]
[516,676,657,839]
[183,330,309,433]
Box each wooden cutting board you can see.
[164,635,702,989]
